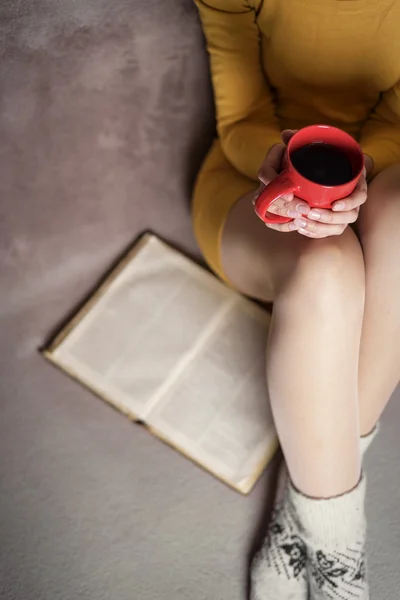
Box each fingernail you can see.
[289,221,299,230]
[287,210,301,218]
[294,218,307,228]
[281,194,293,201]
[296,203,309,214]
[299,228,309,235]
[308,209,321,220]
[333,202,345,211]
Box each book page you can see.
[145,301,276,493]
[47,236,276,491]
[49,237,237,421]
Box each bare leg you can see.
[356,164,400,435]
[222,195,370,599]
[220,167,400,599]
[221,192,376,599]
[222,195,364,498]
[194,144,399,598]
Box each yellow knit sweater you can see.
[195,0,400,180]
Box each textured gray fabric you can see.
[0,2,399,599]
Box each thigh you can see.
[193,139,310,299]
[221,193,363,302]
[192,139,258,284]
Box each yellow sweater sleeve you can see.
[194,0,282,181]
[360,81,400,177]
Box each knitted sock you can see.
[251,464,308,600]
[251,425,378,600]
[289,476,368,600]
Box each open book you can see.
[43,234,277,494]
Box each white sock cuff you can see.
[360,422,379,455]
[288,474,366,547]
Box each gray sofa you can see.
[1,2,399,599]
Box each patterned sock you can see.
[250,425,378,600]
[251,465,308,600]
[289,475,368,600]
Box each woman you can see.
[192,1,400,599]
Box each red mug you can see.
[254,125,364,225]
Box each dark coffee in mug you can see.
[290,143,353,186]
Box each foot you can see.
[289,475,368,600]
[251,464,308,599]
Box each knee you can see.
[280,229,365,315]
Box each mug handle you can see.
[254,171,296,224]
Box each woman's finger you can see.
[307,206,360,225]
[251,182,296,211]
[258,143,286,184]
[280,129,298,145]
[295,217,347,237]
[267,218,346,238]
[364,154,374,178]
[265,196,310,219]
[265,220,302,233]
[331,177,368,212]
[266,213,349,237]
[298,225,347,238]
[251,182,265,205]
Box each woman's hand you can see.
[287,172,368,238]
[254,130,369,238]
